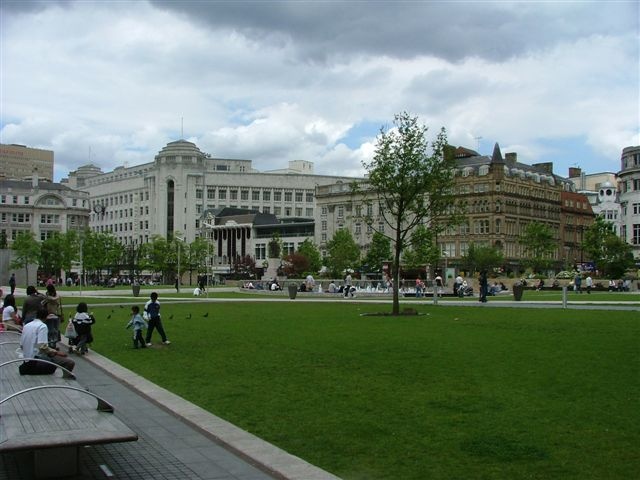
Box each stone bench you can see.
[0,331,138,478]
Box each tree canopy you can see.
[362,112,457,314]
[10,231,41,285]
[518,222,556,274]
[325,229,360,277]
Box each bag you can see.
[64,320,77,339]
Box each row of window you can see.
[1,194,85,207]
[197,188,314,203]
[93,191,149,210]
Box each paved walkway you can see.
[0,345,339,480]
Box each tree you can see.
[296,238,322,273]
[10,231,41,285]
[282,252,310,277]
[518,222,556,273]
[325,229,360,277]
[583,217,634,277]
[186,237,210,284]
[142,235,173,282]
[401,224,439,271]
[231,254,257,279]
[363,231,391,273]
[268,233,282,258]
[461,243,504,274]
[83,231,123,280]
[362,112,457,314]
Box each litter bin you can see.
[512,284,524,301]
[288,284,298,300]
[132,284,141,297]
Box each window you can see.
[274,206,281,216]
[241,190,249,201]
[284,191,292,202]
[218,190,226,200]
[338,206,344,218]
[274,191,282,202]
[355,223,361,235]
[633,224,640,245]
[263,191,271,202]
[306,208,313,217]
[263,206,270,214]
[252,190,260,201]
[196,189,203,199]
[321,220,327,231]
[255,244,266,260]
[207,188,216,199]
[367,204,373,217]
[12,213,31,223]
[321,206,328,215]
[295,207,302,216]
[378,222,385,233]
[0,195,5,204]
[24,196,30,205]
[321,233,327,242]
[283,242,295,255]
[633,203,640,215]
[306,193,313,202]
[474,219,490,234]
[13,196,18,204]
[295,191,303,202]
[285,207,292,216]
[230,190,238,200]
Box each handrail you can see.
[0,341,20,346]
[0,358,76,380]
[0,385,114,413]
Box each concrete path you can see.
[0,345,340,480]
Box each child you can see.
[71,302,95,355]
[126,305,147,349]
[144,292,170,346]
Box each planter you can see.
[288,284,298,300]
[512,284,524,301]
[132,285,141,297]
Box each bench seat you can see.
[0,333,137,478]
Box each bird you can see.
[106,314,111,319]
[203,312,209,318]
[186,313,192,319]
[119,305,124,309]
[111,309,115,313]
[169,314,174,320]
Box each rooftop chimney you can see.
[532,162,554,174]
[505,152,517,166]
[568,167,582,178]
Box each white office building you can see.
[64,139,357,273]
[617,145,640,258]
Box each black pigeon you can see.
[169,314,174,320]
[119,305,124,309]
[106,315,111,319]
[186,313,192,319]
[111,309,115,313]
[203,312,209,318]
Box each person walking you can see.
[126,305,148,349]
[42,284,63,348]
[479,270,488,303]
[71,302,95,355]
[144,292,170,346]
[574,273,583,294]
[9,273,16,296]
[344,272,353,298]
[585,275,593,294]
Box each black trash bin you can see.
[288,284,298,299]
[512,284,524,301]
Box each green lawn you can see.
[86,301,639,480]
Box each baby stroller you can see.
[458,285,474,297]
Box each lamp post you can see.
[175,234,184,293]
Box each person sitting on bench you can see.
[19,307,75,378]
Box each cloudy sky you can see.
[1,0,638,182]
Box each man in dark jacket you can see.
[22,286,44,325]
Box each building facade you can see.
[314,144,594,274]
[617,145,640,258]
[66,139,357,272]
[568,168,621,235]
[0,175,90,244]
[0,143,54,182]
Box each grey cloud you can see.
[149,0,638,62]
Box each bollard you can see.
[562,285,567,309]
[433,288,438,305]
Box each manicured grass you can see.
[87,302,638,479]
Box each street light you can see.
[175,234,184,293]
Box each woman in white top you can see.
[2,294,21,331]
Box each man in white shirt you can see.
[20,307,75,377]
